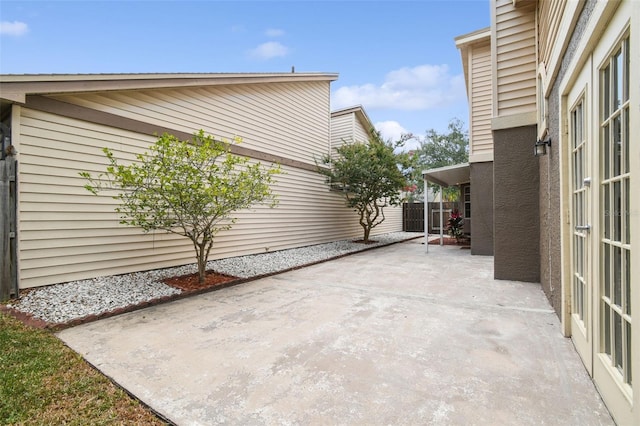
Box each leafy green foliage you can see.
[317,129,410,242]
[81,130,281,283]
[410,118,469,201]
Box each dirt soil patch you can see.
[163,271,238,292]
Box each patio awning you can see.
[422,162,470,188]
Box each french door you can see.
[568,64,592,371]
[565,10,633,423]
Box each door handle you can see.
[575,224,591,232]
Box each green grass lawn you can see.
[0,311,166,425]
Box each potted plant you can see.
[447,209,464,243]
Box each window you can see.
[463,186,471,218]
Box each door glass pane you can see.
[614,246,622,306]
[578,235,583,277]
[624,108,629,174]
[625,178,630,244]
[614,50,623,110]
[626,321,632,384]
[574,276,581,318]
[571,109,578,149]
[604,184,610,239]
[603,244,610,298]
[578,103,583,141]
[625,249,631,315]
[624,39,629,101]
[603,300,611,355]
[603,65,610,119]
[603,124,610,179]
[614,312,623,371]
[613,114,621,176]
[614,181,621,241]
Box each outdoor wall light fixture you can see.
[534,137,551,156]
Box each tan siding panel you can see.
[331,114,354,154]
[538,0,567,66]
[17,108,401,288]
[494,0,536,117]
[52,81,331,166]
[353,119,369,144]
[470,42,493,158]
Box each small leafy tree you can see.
[81,130,281,284]
[317,129,409,242]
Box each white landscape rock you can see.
[6,232,418,324]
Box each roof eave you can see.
[0,72,340,104]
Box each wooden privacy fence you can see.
[1,144,18,300]
[403,203,424,232]
[403,202,459,233]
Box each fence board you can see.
[1,157,17,300]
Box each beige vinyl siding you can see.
[469,42,493,158]
[17,107,400,288]
[353,118,369,143]
[330,110,370,156]
[51,81,330,166]
[330,113,354,156]
[493,0,537,116]
[538,0,567,68]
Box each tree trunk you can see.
[197,242,207,284]
[363,224,371,243]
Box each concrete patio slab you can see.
[57,239,613,425]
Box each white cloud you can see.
[265,28,284,37]
[0,21,28,36]
[332,64,465,111]
[375,121,409,143]
[248,41,289,60]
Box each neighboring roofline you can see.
[0,72,340,103]
[331,105,374,133]
[454,27,491,47]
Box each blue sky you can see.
[0,0,489,150]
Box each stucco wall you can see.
[470,161,494,255]
[541,0,593,316]
[493,125,539,282]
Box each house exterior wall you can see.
[492,0,537,117]
[469,42,493,162]
[539,0,593,319]
[489,0,539,281]
[470,162,494,255]
[493,125,539,282]
[12,81,401,289]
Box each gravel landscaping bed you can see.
[5,232,420,325]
